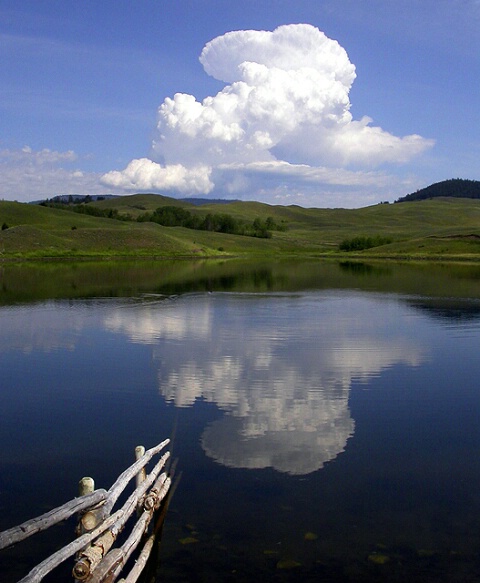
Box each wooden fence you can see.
[0,439,174,583]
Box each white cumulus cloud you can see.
[101,24,434,203]
[102,158,213,194]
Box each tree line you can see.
[339,235,392,251]
[41,199,123,219]
[40,199,286,239]
[395,178,480,203]
[136,206,286,238]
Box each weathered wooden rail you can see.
[0,439,174,583]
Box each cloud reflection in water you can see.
[103,292,427,475]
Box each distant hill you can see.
[31,194,119,204]
[396,179,480,203]
[32,194,238,206]
[181,197,240,206]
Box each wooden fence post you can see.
[74,477,102,581]
[77,477,98,535]
[0,439,172,583]
[135,446,146,489]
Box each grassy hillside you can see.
[0,201,213,258]
[2,196,480,260]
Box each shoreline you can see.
[2,252,480,265]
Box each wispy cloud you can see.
[1,145,77,164]
[0,146,107,201]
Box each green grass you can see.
[2,196,480,260]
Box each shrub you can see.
[339,235,392,251]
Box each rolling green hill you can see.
[2,194,480,261]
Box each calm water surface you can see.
[1,260,480,582]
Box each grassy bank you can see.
[1,196,480,261]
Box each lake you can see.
[1,259,480,582]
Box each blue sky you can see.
[1,0,479,207]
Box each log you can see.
[117,534,155,583]
[120,468,180,583]
[0,440,172,583]
[88,476,172,583]
[0,489,107,551]
[0,444,169,552]
[106,454,170,535]
[103,439,169,517]
[72,530,116,580]
[107,477,171,583]
[18,453,170,583]
[18,508,125,583]
[70,455,170,581]
[142,473,167,512]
